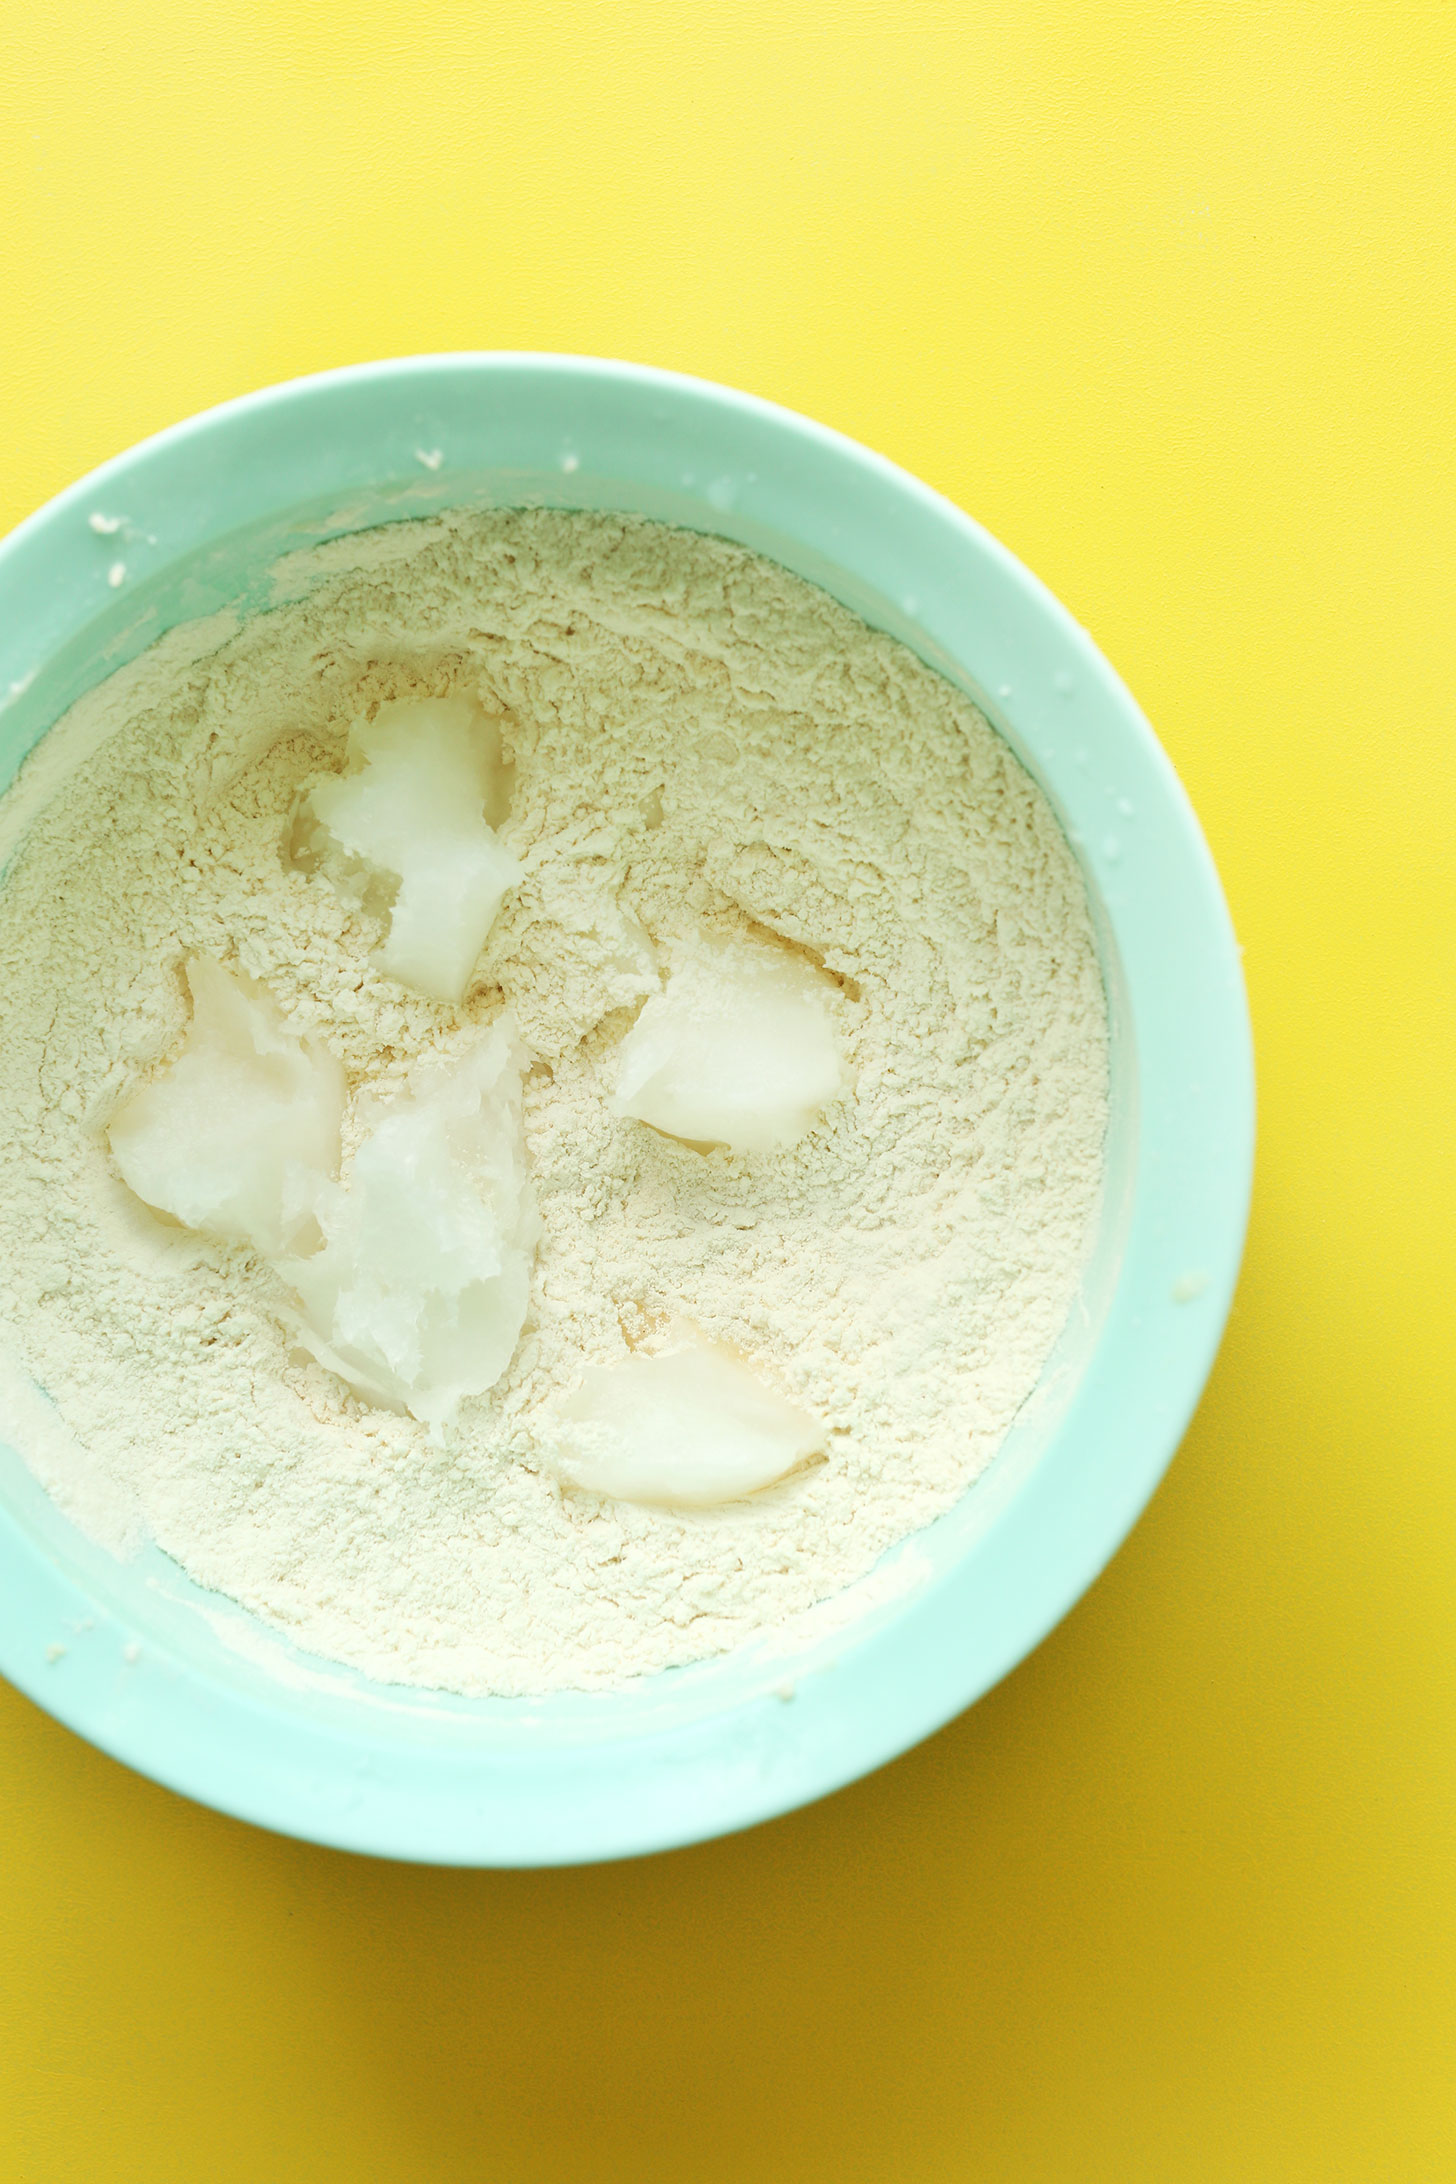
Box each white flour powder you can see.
[0,510,1107,1695]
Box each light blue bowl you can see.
[0,357,1253,1864]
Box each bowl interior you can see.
[0,359,1250,1862]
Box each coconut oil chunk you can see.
[107,957,344,1256]
[302,697,522,1003]
[553,1342,827,1506]
[284,1022,538,1426]
[610,930,848,1153]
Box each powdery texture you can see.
[0,510,1107,1696]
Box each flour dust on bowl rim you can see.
[0,356,1253,1865]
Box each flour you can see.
[0,510,1107,1696]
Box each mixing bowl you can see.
[0,356,1253,1864]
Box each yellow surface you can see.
[1,4,1453,2177]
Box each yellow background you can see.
[2,4,1453,2177]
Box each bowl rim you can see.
[0,353,1254,1864]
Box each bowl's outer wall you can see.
[0,357,1253,1864]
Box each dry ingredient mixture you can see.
[0,509,1108,1696]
